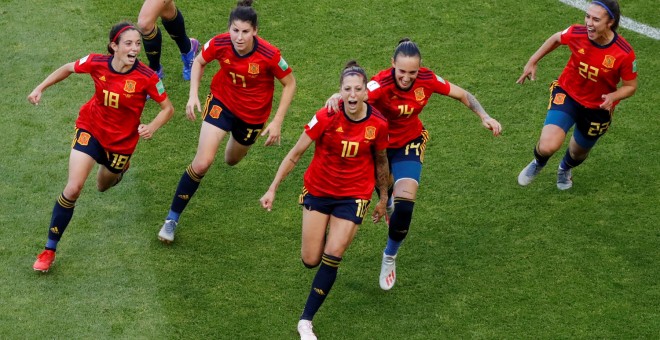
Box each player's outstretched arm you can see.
[186,54,208,121]
[139,97,175,139]
[371,149,390,223]
[262,73,297,146]
[28,62,75,105]
[516,31,562,84]
[447,83,502,137]
[260,131,312,211]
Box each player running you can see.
[260,61,389,340]
[29,22,174,272]
[517,0,637,190]
[327,38,502,291]
[157,0,296,243]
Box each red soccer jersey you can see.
[367,67,451,149]
[201,33,292,124]
[74,53,167,154]
[558,24,637,109]
[303,102,389,200]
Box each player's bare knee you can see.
[191,159,212,176]
[63,185,84,200]
[225,158,240,166]
[536,142,560,157]
[301,258,320,269]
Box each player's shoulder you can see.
[613,34,634,55]
[369,68,395,90]
[368,105,388,124]
[208,33,233,49]
[564,24,588,36]
[254,36,281,59]
[85,53,111,64]
[134,61,157,78]
[416,67,436,80]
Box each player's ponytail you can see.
[340,60,368,86]
[393,38,421,61]
[229,0,258,29]
[107,21,137,54]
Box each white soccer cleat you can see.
[297,319,317,340]
[518,160,543,186]
[158,219,178,243]
[379,253,397,290]
[557,167,573,190]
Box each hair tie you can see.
[591,1,614,19]
[112,25,135,43]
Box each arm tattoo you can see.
[375,150,389,198]
[466,92,489,118]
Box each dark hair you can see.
[393,38,421,61]
[228,0,258,29]
[107,21,138,54]
[591,0,620,31]
[340,60,368,86]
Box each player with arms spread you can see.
[517,0,637,190]
[261,61,389,340]
[327,38,502,291]
[158,0,296,243]
[29,22,174,272]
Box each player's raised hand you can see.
[324,93,341,113]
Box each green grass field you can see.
[1,0,658,338]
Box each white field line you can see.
[558,0,660,40]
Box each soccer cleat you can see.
[156,65,164,79]
[518,160,543,186]
[557,167,573,190]
[297,319,317,340]
[33,249,56,272]
[379,253,397,290]
[158,219,178,243]
[181,38,199,81]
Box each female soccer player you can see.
[28,22,174,272]
[137,0,198,80]
[517,0,637,190]
[327,38,502,291]
[158,0,296,243]
[260,61,389,340]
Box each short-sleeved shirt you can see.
[367,67,451,149]
[558,24,637,109]
[303,102,389,200]
[201,33,292,124]
[74,53,166,154]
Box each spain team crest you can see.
[553,93,566,105]
[365,126,376,140]
[209,105,223,119]
[602,55,616,68]
[78,132,91,146]
[124,80,136,93]
[414,87,425,102]
[248,63,260,75]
